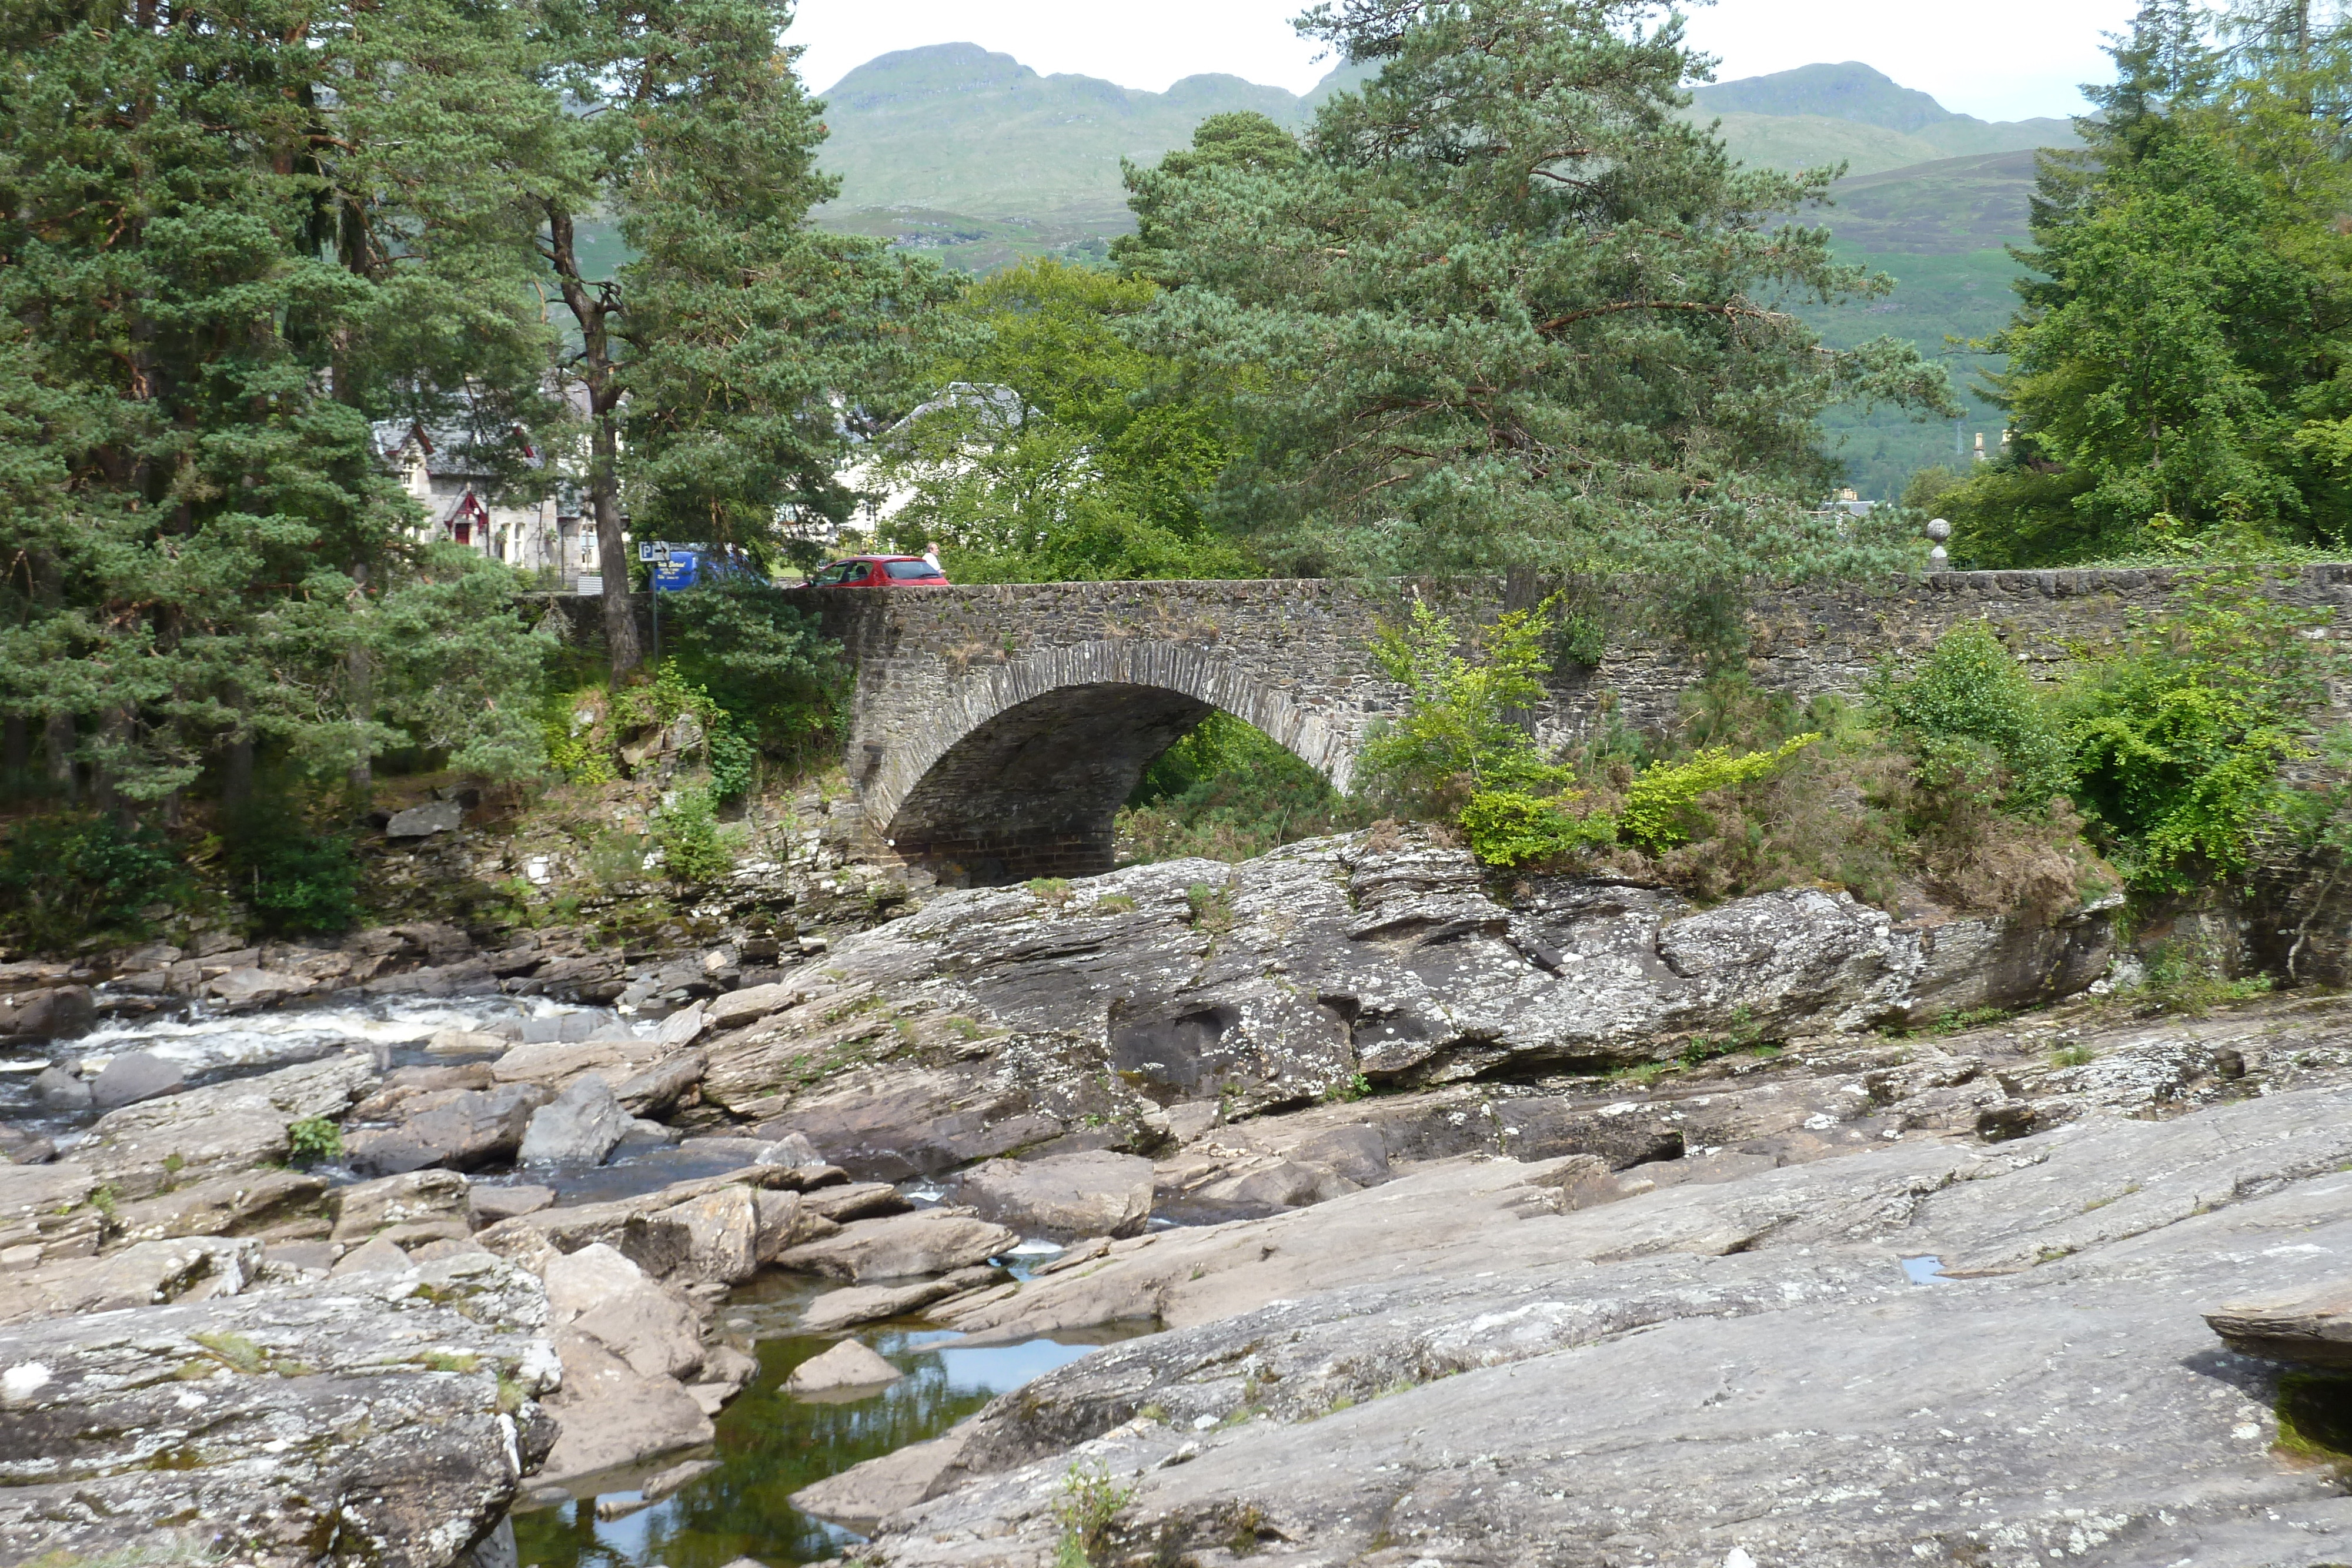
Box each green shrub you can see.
[1357,597,1572,813]
[0,814,185,948]
[1616,736,1820,853]
[226,818,360,935]
[1874,621,2073,813]
[286,1118,342,1166]
[1120,712,1367,864]
[1051,1462,1134,1568]
[650,790,732,884]
[2060,565,2338,892]
[1458,788,1612,867]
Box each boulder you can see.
[88,1049,185,1110]
[544,1243,705,1380]
[386,799,465,838]
[518,1074,632,1165]
[0,1235,260,1325]
[1194,1159,1358,1212]
[0,982,95,1041]
[774,1208,1019,1283]
[332,1168,472,1243]
[333,1235,413,1276]
[705,979,804,1032]
[803,1180,913,1224]
[0,1126,54,1166]
[31,1065,90,1111]
[783,1339,903,1393]
[788,1429,970,1533]
[204,967,316,1007]
[346,1084,552,1176]
[474,1167,815,1284]
[536,1328,714,1487]
[646,1185,771,1284]
[427,1028,510,1057]
[0,1254,555,1568]
[470,1183,555,1224]
[800,1266,1007,1333]
[2206,1278,2352,1366]
[491,1040,639,1087]
[656,1003,709,1048]
[0,1161,99,1264]
[951,1151,1155,1239]
[614,1049,706,1116]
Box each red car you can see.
[805,554,950,587]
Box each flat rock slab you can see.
[0,1253,555,1568]
[2207,1279,2352,1366]
[784,1339,903,1393]
[386,799,464,838]
[775,1208,1018,1283]
[857,1084,2352,1568]
[951,1150,1155,1239]
[789,1429,971,1533]
[800,1266,1004,1333]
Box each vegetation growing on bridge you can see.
[1348,570,2345,924]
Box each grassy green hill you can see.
[807,44,1355,271]
[1797,150,2050,497]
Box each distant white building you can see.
[372,418,597,584]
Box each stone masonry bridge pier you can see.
[786,566,2352,887]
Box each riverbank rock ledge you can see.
[693,829,2113,1155]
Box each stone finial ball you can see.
[1925,517,1953,542]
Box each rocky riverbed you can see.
[4,827,2350,1567]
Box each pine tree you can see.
[1122,0,1956,599]
[531,0,954,679]
[0,0,562,815]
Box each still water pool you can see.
[514,1306,1141,1568]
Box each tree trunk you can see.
[592,414,642,678]
[543,201,642,684]
[2,716,25,790]
[43,713,75,801]
[347,561,373,800]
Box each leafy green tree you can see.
[867,258,1255,582]
[0,0,560,815]
[1944,0,2352,565]
[1357,598,1571,813]
[1121,0,1956,592]
[531,0,956,674]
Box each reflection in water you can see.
[513,1326,1115,1568]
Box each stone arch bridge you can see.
[786,566,2352,885]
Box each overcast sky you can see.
[791,0,2143,124]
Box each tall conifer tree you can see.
[532,0,953,679]
[1124,0,1955,603]
[0,0,562,813]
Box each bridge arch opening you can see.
[873,646,1355,885]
